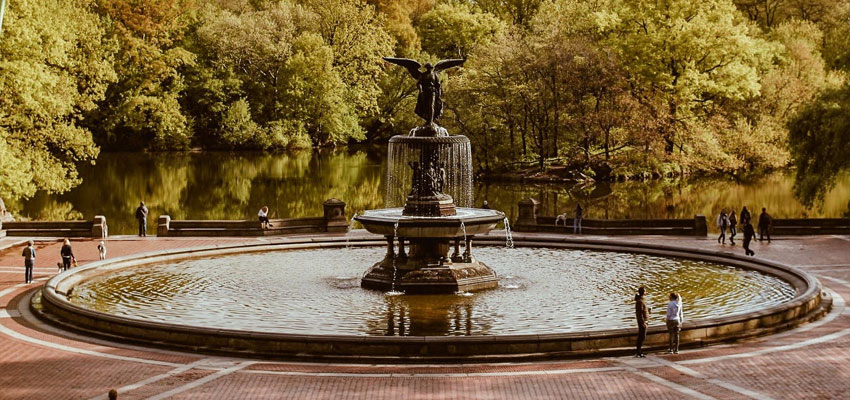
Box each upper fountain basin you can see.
[354,207,506,237]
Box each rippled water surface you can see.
[69,247,796,336]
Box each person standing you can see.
[728,210,738,246]
[481,200,490,209]
[97,241,107,260]
[21,240,36,284]
[758,208,772,243]
[743,221,756,256]
[258,206,272,229]
[135,201,148,237]
[716,210,728,244]
[635,287,651,357]
[740,206,752,225]
[574,203,583,234]
[666,292,683,354]
[60,239,76,271]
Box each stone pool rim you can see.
[35,234,828,362]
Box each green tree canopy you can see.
[0,0,115,199]
[788,84,850,207]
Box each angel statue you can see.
[383,57,465,136]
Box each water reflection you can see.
[7,150,850,234]
[379,294,482,336]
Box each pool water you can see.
[69,246,796,336]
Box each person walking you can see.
[635,287,651,357]
[743,221,756,256]
[758,208,772,243]
[728,210,738,245]
[258,206,272,229]
[740,206,752,225]
[716,210,728,244]
[573,203,583,234]
[60,239,76,271]
[666,292,683,354]
[135,201,148,237]
[21,240,36,284]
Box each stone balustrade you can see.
[2,216,108,238]
[514,198,709,236]
[157,198,349,237]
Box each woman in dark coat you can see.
[60,239,76,271]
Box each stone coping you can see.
[35,234,827,362]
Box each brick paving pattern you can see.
[0,234,847,399]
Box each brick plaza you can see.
[1,234,849,399]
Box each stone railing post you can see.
[323,198,348,233]
[92,215,108,238]
[694,215,707,236]
[515,198,539,231]
[157,215,171,237]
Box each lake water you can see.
[8,150,850,235]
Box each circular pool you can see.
[67,247,795,336]
[36,235,826,361]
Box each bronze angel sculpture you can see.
[383,57,465,133]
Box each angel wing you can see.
[433,58,465,72]
[383,57,422,79]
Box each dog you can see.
[555,214,570,227]
[97,241,107,260]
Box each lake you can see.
[7,150,850,235]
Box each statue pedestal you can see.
[403,194,456,216]
[361,258,498,294]
[361,236,498,294]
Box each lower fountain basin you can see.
[35,235,827,362]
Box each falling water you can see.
[503,217,515,249]
[387,221,403,296]
[385,135,474,208]
[346,213,358,249]
[460,221,467,244]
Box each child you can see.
[97,241,107,260]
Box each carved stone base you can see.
[361,256,499,294]
[403,195,457,217]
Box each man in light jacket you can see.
[666,292,684,354]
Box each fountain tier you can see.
[356,133,502,293]
[355,207,505,293]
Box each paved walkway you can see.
[0,233,848,399]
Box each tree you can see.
[368,0,435,55]
[86,0,196,150]
[305,0,395,122]
[0,0,116,199]
[606,0,776,172]
[787,84,850,207]
[417,2,505,59]
[188,1,366,148]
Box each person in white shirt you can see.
[258,206,272,229]
[97,241,107,260]
[665,292,684,354]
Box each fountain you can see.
[30,55,826,361]
[354,57,505,294]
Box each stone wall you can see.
[158,198,348,237]
[514,198,708,236]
